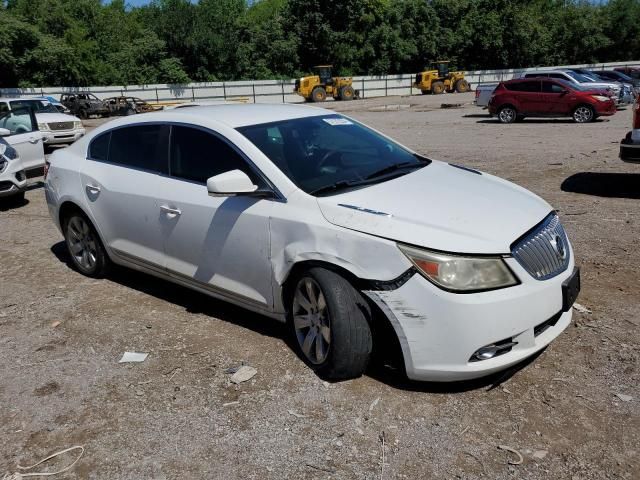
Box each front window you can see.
[238,114,429,196]
[9,100,58,114]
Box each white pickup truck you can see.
[474,83,498,107]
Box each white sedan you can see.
[44,104,580,382]
[0,98,85,145]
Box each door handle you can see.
[86,184,101,195]
[28,136,39,144]
[160,205,182,216]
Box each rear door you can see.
[0,104,44,172]
[79,124,169,268]
[506,80,542,113]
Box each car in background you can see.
[103,96,163,116]
[488,77,616,123]
[61,92,109,119]
[589,70,640,89]
[0,98,85,146]
[33,96,71,114]
[474,83,498,108]
[566,68,635,103]
[520,69,622,103]
[45,104,579,382]
[614,66,640,84]
[620,98,640,163]
[0,107,45,201]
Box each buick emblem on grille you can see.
[550,235,566,260]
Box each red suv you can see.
[488,77,616,123]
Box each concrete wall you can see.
[2,60,639,104]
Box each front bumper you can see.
[0,163,27,198]
[42,128,85,145]
[364,255,575,382]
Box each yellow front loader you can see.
[294,65,356,102]
[413,61,470,95]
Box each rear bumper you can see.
[620,131,640,163]
[364,256,575,382]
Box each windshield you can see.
[565,71,595,83]
[237,114,429,195]
[10,100,58,114]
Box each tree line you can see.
[1,0,639,88]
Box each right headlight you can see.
[398,244,519,292]
[591,95,611,102]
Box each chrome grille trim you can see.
[48,121,74,131]
[511,213,570,280]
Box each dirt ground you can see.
[1,93,638,479]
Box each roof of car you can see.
[134,103,330,128]
[0,97,50,102]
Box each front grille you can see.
[48,121,74,131]
[511,213,570,280]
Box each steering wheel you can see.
[317,150,343,173]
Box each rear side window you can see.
[88,132,110,161]
[547,73,567,80]
[506,81,540,92]
[169,126,262,185]
[107,124,169,173]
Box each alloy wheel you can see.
[499,107,516,123]
[293,277,331,365]
[574,106,593,123]
[66,216,98,271]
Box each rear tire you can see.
[62,211,110,278]
[311,87,327,103]
[289,268,372,380]
[573,105,595,123]
[498,105,517,124]
[455,79,470,93]
[339,85,355,101]
[125,108,136,116]
[432,81,445,95]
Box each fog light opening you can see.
[470,340,517,362]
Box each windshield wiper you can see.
[364,160,426,180]
[309,180,361,196]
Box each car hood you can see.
[35,112,80,122]
[581,82,619,91]
[316,161,552,254]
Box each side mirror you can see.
[207,169,259,197]
[0,128,10,136]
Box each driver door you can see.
[160,125,275,308]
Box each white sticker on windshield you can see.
[323,118,353,126]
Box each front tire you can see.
[290,268,372,380]
[339,85,355,101]
[573,105,595,123]
[498,105,517,123]
[455,79,470,93]
[62,211,110,278]
[432,81,445,94]
[311,87,327,103]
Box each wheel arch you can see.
[280,259,407,374]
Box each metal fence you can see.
[2,60,639,105]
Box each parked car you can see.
[474,83,498,108]
[489,77,616,123]
[587,70,640,89]
[45,104,580,382]
[33,96,71,114]
[565,68,635,104]
[0,107,45,201]
[620,98,640,163]
[0,98,85,146]
[614,66,640,83]
[102,96,163,116]
[520,69,622,103]
[60,92,109,118]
